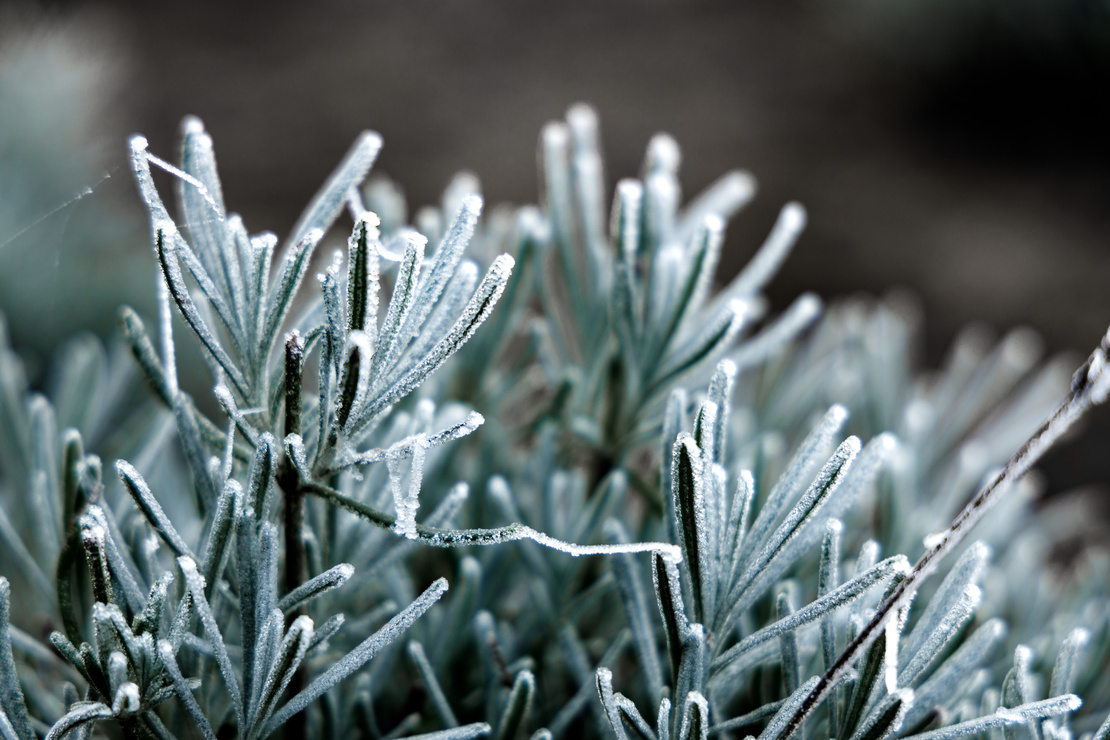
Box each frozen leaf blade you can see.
[178,556,244,731]
[265,578,449,735]
[277,563,354,613]
[287,130,382,249]
[0,580,33,740]
[671,434,711,624]
[260,229,324,372]
[357,254,515,426]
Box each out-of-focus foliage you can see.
[0,14,149,358]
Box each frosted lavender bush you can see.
[0,106,1107,740]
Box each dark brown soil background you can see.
[3,0,1109,497]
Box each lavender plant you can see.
[0,106,1107,740]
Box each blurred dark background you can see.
[2,0,1109,493]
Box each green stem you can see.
[280,333,308,740]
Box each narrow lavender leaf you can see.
[264,578,449,735]
[287,131,382,250]
[178,557,244,731]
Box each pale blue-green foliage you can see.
[600,390,1103,740]
[0,102,1107,740]
[739,298,1110,724]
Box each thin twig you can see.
[300,480,682,561]
[779,328,1110,740]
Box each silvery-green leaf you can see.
[177,117,226,234]
[278,563,354,614]
[177,556,244,731]
[841,578,909,738]
[540,121,578,286]
[265,578,448,736]
[250,615,314,735]
[819,520,843,678]
[336,331,374,434]
[614,694,657,740]
[495,670,535,740]
[728,293,822,375]
[347,213,381,338]
[132,571,174,637]
[200,480,239,597]
[249,232,277,364]
[286,130,381,251]
[651,215,724,365]
[709,700,785,737]
[306,614,344,656]
[118,306,173,407]
[728,436,860,620]
[282,331,305,440]
[650,300,748,394]
[652,551,687,683]
[80,523,113,607]
[675,170,755,245]
[43,702,112,740]
[156,640,217,740]
[677,691,708,740]
[0,709,20,740]
[776,592,801,694]
[247,433,277,517]
[674,625,706,721]
[249,610,282,719]
[901,543,990,670]
[908,696,1082,740]
[732,402,848,569]
[672,434,711,623]
[642,137,680,254]
[1000,645,1038,740]
[389,261,480,390]
[904,620,1008,729]
[756,676,820,740]
[370,232,426,388]
[355,255,515,427]
[398,725,493,740]
[172,233,245,357]
[259,228,324,376]
[606,520,665,704]
[596,668,629,740]
[611,179,643,344]
[661,387,688,541]
[566,104,609,294]
[720,202,805,300]
[1049,628,1089,708]
[317,252,345,449]
[48,632,86,681]
[898,580,982,689]
[0,580,34,740]
[721,470,755,596]
[400,195,482,350]
[408,641,458,729]
[156,228,250,399]
[0,506,51,607]
[434,556,481,666]
[179,118,248,340]
[658,698,672,740]
[117,463,193,561]
[847,689,913,740]
[705,359,736,467]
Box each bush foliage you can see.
[0,106,1107,740]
